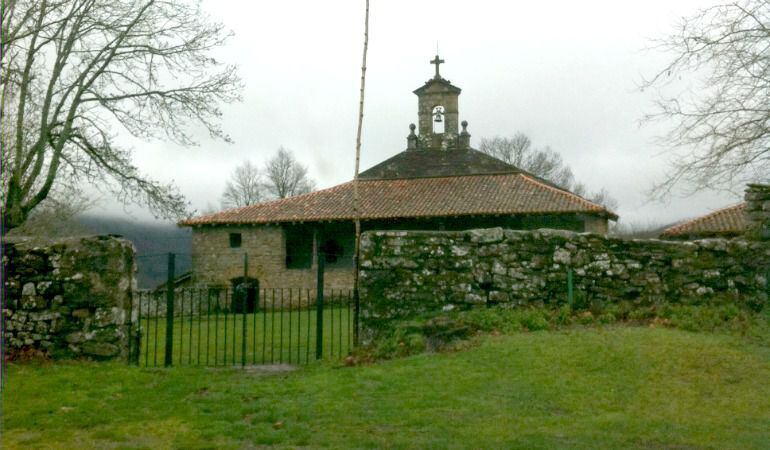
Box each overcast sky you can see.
[94,0,746,228]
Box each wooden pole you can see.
[352,0,369,346]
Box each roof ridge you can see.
[661,202,746,236]
[358,170,520,182]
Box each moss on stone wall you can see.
[3,236,138,361]
[359,228,769,338]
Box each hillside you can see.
[78,216,192,289]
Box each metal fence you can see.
[131,286,356,367]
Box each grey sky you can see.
[94,0,745,227]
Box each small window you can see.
[321,238,344,264]
[285,225,312,269]
[229,233,242,248]
[320,235,354,268]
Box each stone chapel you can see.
[181,56,617,289]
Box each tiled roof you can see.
[660,203,747,238]
[181,173,617,226]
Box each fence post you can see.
[164,253,175,367]
[129,292,137,365]
[353,287,360,346]
[567,267,574,306]
[242,253,248,367]
[316,249,325,360]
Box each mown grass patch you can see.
[4,326,770,449]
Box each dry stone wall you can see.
[3,236,138,360]
[359,228,770,334]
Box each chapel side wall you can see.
[582,216,609,234]
[191,225,353,290]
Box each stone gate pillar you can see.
[745,184,770,241]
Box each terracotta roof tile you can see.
[181,173,616,226]
[660,203,747,238]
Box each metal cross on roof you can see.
[430,54,445,78]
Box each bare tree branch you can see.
[1,0,242,234]
[642,0,770,197]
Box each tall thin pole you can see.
[352,0,369,346]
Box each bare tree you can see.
[263,147,316,199]
[480,136,575,187]
[221,160,264,208]
[479,134,619,210]
[1,0,241,235]
[8,184,94,237]
[643,0,770,196]
[572,184,620,211]
[478,133,533,168]
[525,146,577,189]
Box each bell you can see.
[434,114,443,123]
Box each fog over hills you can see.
[78,216,192,289]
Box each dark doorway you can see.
[230,276,259,313]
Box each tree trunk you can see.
[2,183,26,236]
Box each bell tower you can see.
[412,55,463,150]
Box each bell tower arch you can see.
[413,54,462,146]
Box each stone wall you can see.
[359,228,769,334]
[191,225,354,291]
[2,236,138,360]
[189,215,608,294]
[745,183,770,240]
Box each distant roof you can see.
[181,172,617,226]
[660,203,747,239]
[359,148,519,179]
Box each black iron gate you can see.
[129,253,359,367]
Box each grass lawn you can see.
[4,326,770,449]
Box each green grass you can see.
[136,307,353,367]
[4,326,770,449]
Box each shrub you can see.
[519,309,549,331]
[358,300,769,362]
[555,304,573,325]
[658,303,752,333]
